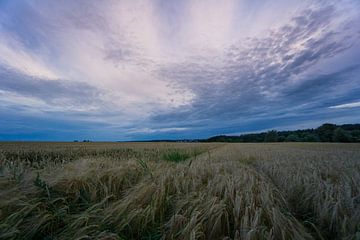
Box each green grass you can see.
[162,150,190,162]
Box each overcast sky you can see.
[1,0,360,141]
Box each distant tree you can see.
[264,130,278,142]
[205,123,360,143]
[341,124,360,131]
[286,134,300,142]
[303,134,319,142]
[333,128,351,142]
[277,135,286,142]
[351,130,360,142]
[316,123,337,142]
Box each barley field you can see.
[0,142,359,240]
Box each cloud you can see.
[0,66,98,102]
[1,0,195,119]
[0,0,360,140]
[128,127,189,134]
[155,5,360,123]
[0,35,58,80]
[329,101,360,109]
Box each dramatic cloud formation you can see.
[0,0,360,140]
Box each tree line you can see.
[205,123,360,143]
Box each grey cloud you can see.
[153,5,360,130]
[0,66,101,105]
[104,48,132,63]
[282,65,360,102]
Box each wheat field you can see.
[0,142,359,240]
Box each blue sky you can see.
[0,0,360,141]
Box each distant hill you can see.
[203,123,360,143]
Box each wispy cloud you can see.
[128,127,189,134]
[329,101,360,109]
[0,35,58,80]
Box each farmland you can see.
[0,142,360,239]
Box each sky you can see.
[0,0,360,141]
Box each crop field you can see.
[0,142,360,240]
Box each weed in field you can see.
[162,150,190,163]
[0,161,26,183]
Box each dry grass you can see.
[0,142,359,239]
